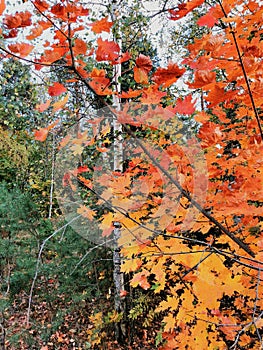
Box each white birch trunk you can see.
[111,1,126,342]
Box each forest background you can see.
[0,0,262,349]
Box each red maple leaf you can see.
[197,8,218,27]
[169,0,205,20]
[3,28,18,39]
[135,54,152,73]
[51,4,67,19]
[19,11,32,26]
[172,95,196,114]
[112,51,131,65]
[96,38,120,62]
[4,14,22,29]
[152,62,185,87]
[4,11,32,29]
[48,82,67,96]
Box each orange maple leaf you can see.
[35,99,51,112]
[38,47,67,66]
[152,62,185,87]
[34,128,48,142]
[38,20,52,30]
[198,121,222,147]
[140,86,166,104]
[73,38,87,56]
[78,175,93,189]
[134,66,149,85]
[89,16,113,34]
[87,67,113,95]
[52,94,69,111]
[88,67,107,78]
[89,77,113,96]
[77,205,96,220]
[133,54,152,84]
[34,120,59,142]
[26,24,44,40]
[119,89,142,98]
[189,70,216,88]
[33,0,49,12]
[58,135,71,149]
[130,270,150,290]
[8,43,34,57]
[0,0,5,16]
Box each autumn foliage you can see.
[1,0,263,349]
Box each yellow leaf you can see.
[70,143,84,155]
[156,295,179,313]
[52,93,69,111]
[77,205,96,220]
[163,313,176,332]
[121,258,142,273]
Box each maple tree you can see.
[0,0,263,349]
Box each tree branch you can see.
[218,0,263,141]
[123,125,255,257]
[0,46,68,68]
[63,62,255,258]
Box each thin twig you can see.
[48,133,56,219]
[70,237,116,275]
[252,271,263,346]
[26,215,81,326]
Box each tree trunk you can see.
[111,1,127,343]
[0,323,5,350]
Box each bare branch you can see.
[26,215,81,326]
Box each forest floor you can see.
[4,290,158,350]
